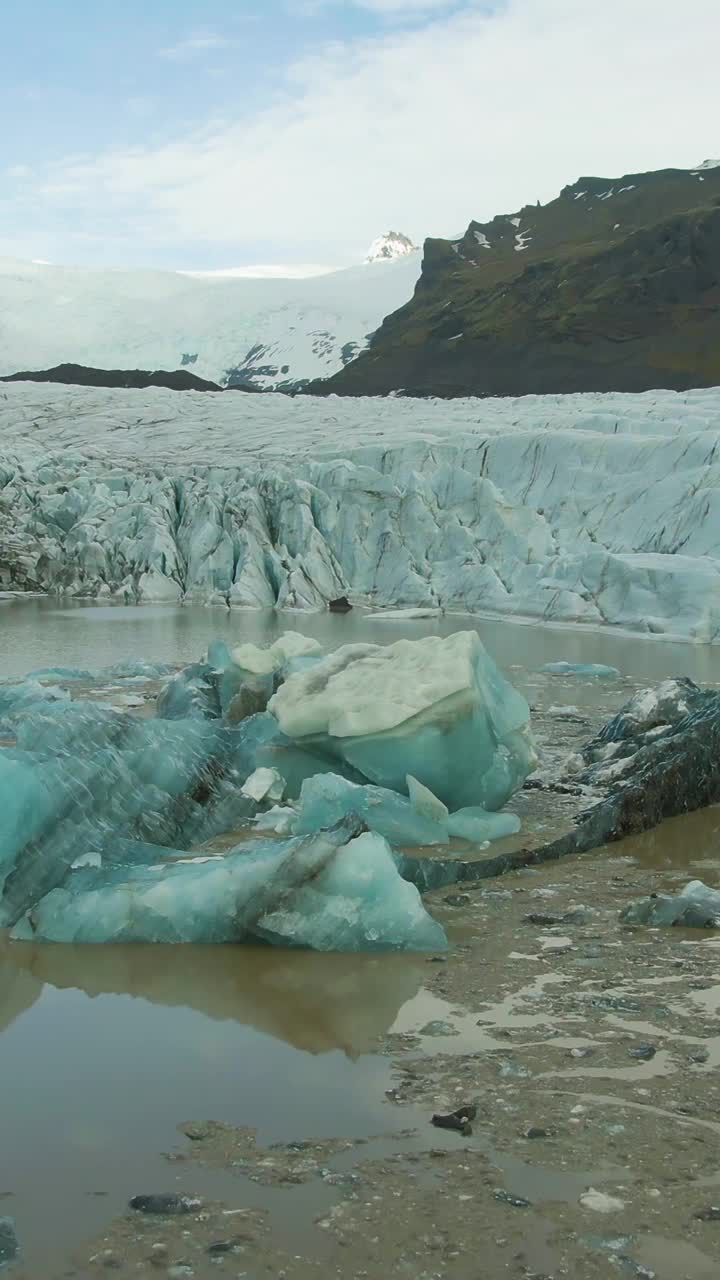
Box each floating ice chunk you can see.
[447,807,521,843]
[231,632,322,677]
[14,817,447,952]
[269,632,536,811]
[620,880,720,928]
[540,662,620,679]
[292,773,449,846]
[27,666,94,681]
[103,660,175,679]
[579,1189,626,1213]
[371,608,443,621]
[406,774,449,824]
[241,767,286,804]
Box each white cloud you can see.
[158,32,232,60]
[18,0,720,265]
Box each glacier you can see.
[0,252,419,392]
[2,382,720,639]
[0,630,530,949]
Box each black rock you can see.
[328,596,353,613]
[431,1103,477,1136]
[523,1126,553,1139]
[494,1189,532,1208]
[688,1047,710,1064]
[129,1193,202,1216]
[628,1043,657,1060]
[695,1205,720,1221]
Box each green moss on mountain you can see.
[312,166,720,397]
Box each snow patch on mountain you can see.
[2,383,720,641]
[0,253,420,391]
[365,232,419,264]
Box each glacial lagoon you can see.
[3,598,720,1276]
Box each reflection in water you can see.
[2,937,426,1058]
[0,953,43,1033]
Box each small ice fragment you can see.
[579,1189,625,1213]
[540,662,620,679]
[406,774,449,823]
[241,767,286,804]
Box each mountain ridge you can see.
[311,165,720,398]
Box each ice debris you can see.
[620,880,720,928]
[540,662,620,679]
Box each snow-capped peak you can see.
[691,158,720,171]
[365,231,419,264]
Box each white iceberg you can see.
[269,631,536,811]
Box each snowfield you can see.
[2,382,720,641]
[0,252,419,390]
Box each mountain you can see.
[365,232,419,264]
[0,363,223,393]
[313,165,720,398]
[0,241,420,392]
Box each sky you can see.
[1,0,718,273]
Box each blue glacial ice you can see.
[0,630,530,949]
[447,807,521,843]
[269,631,536,811]
[291,773,450,846]
[13,817,447,952]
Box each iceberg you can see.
[620,880,720,928]
[269,631,536,811]
[13,817,447,952]
[291,773,449,846]
[0,628,535,948]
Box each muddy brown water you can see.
[2,599,720,1275]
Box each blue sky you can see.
[1,0,718,271]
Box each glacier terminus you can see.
[2,382,720,641]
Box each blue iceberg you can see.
[269,631,536,811]
[13,817,447,952]
[0,629,532,950]
[291,773,449,846]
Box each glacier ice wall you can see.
[2,383,720,639]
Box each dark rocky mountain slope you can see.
[313,165,720,398]
[0,363,223,393]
